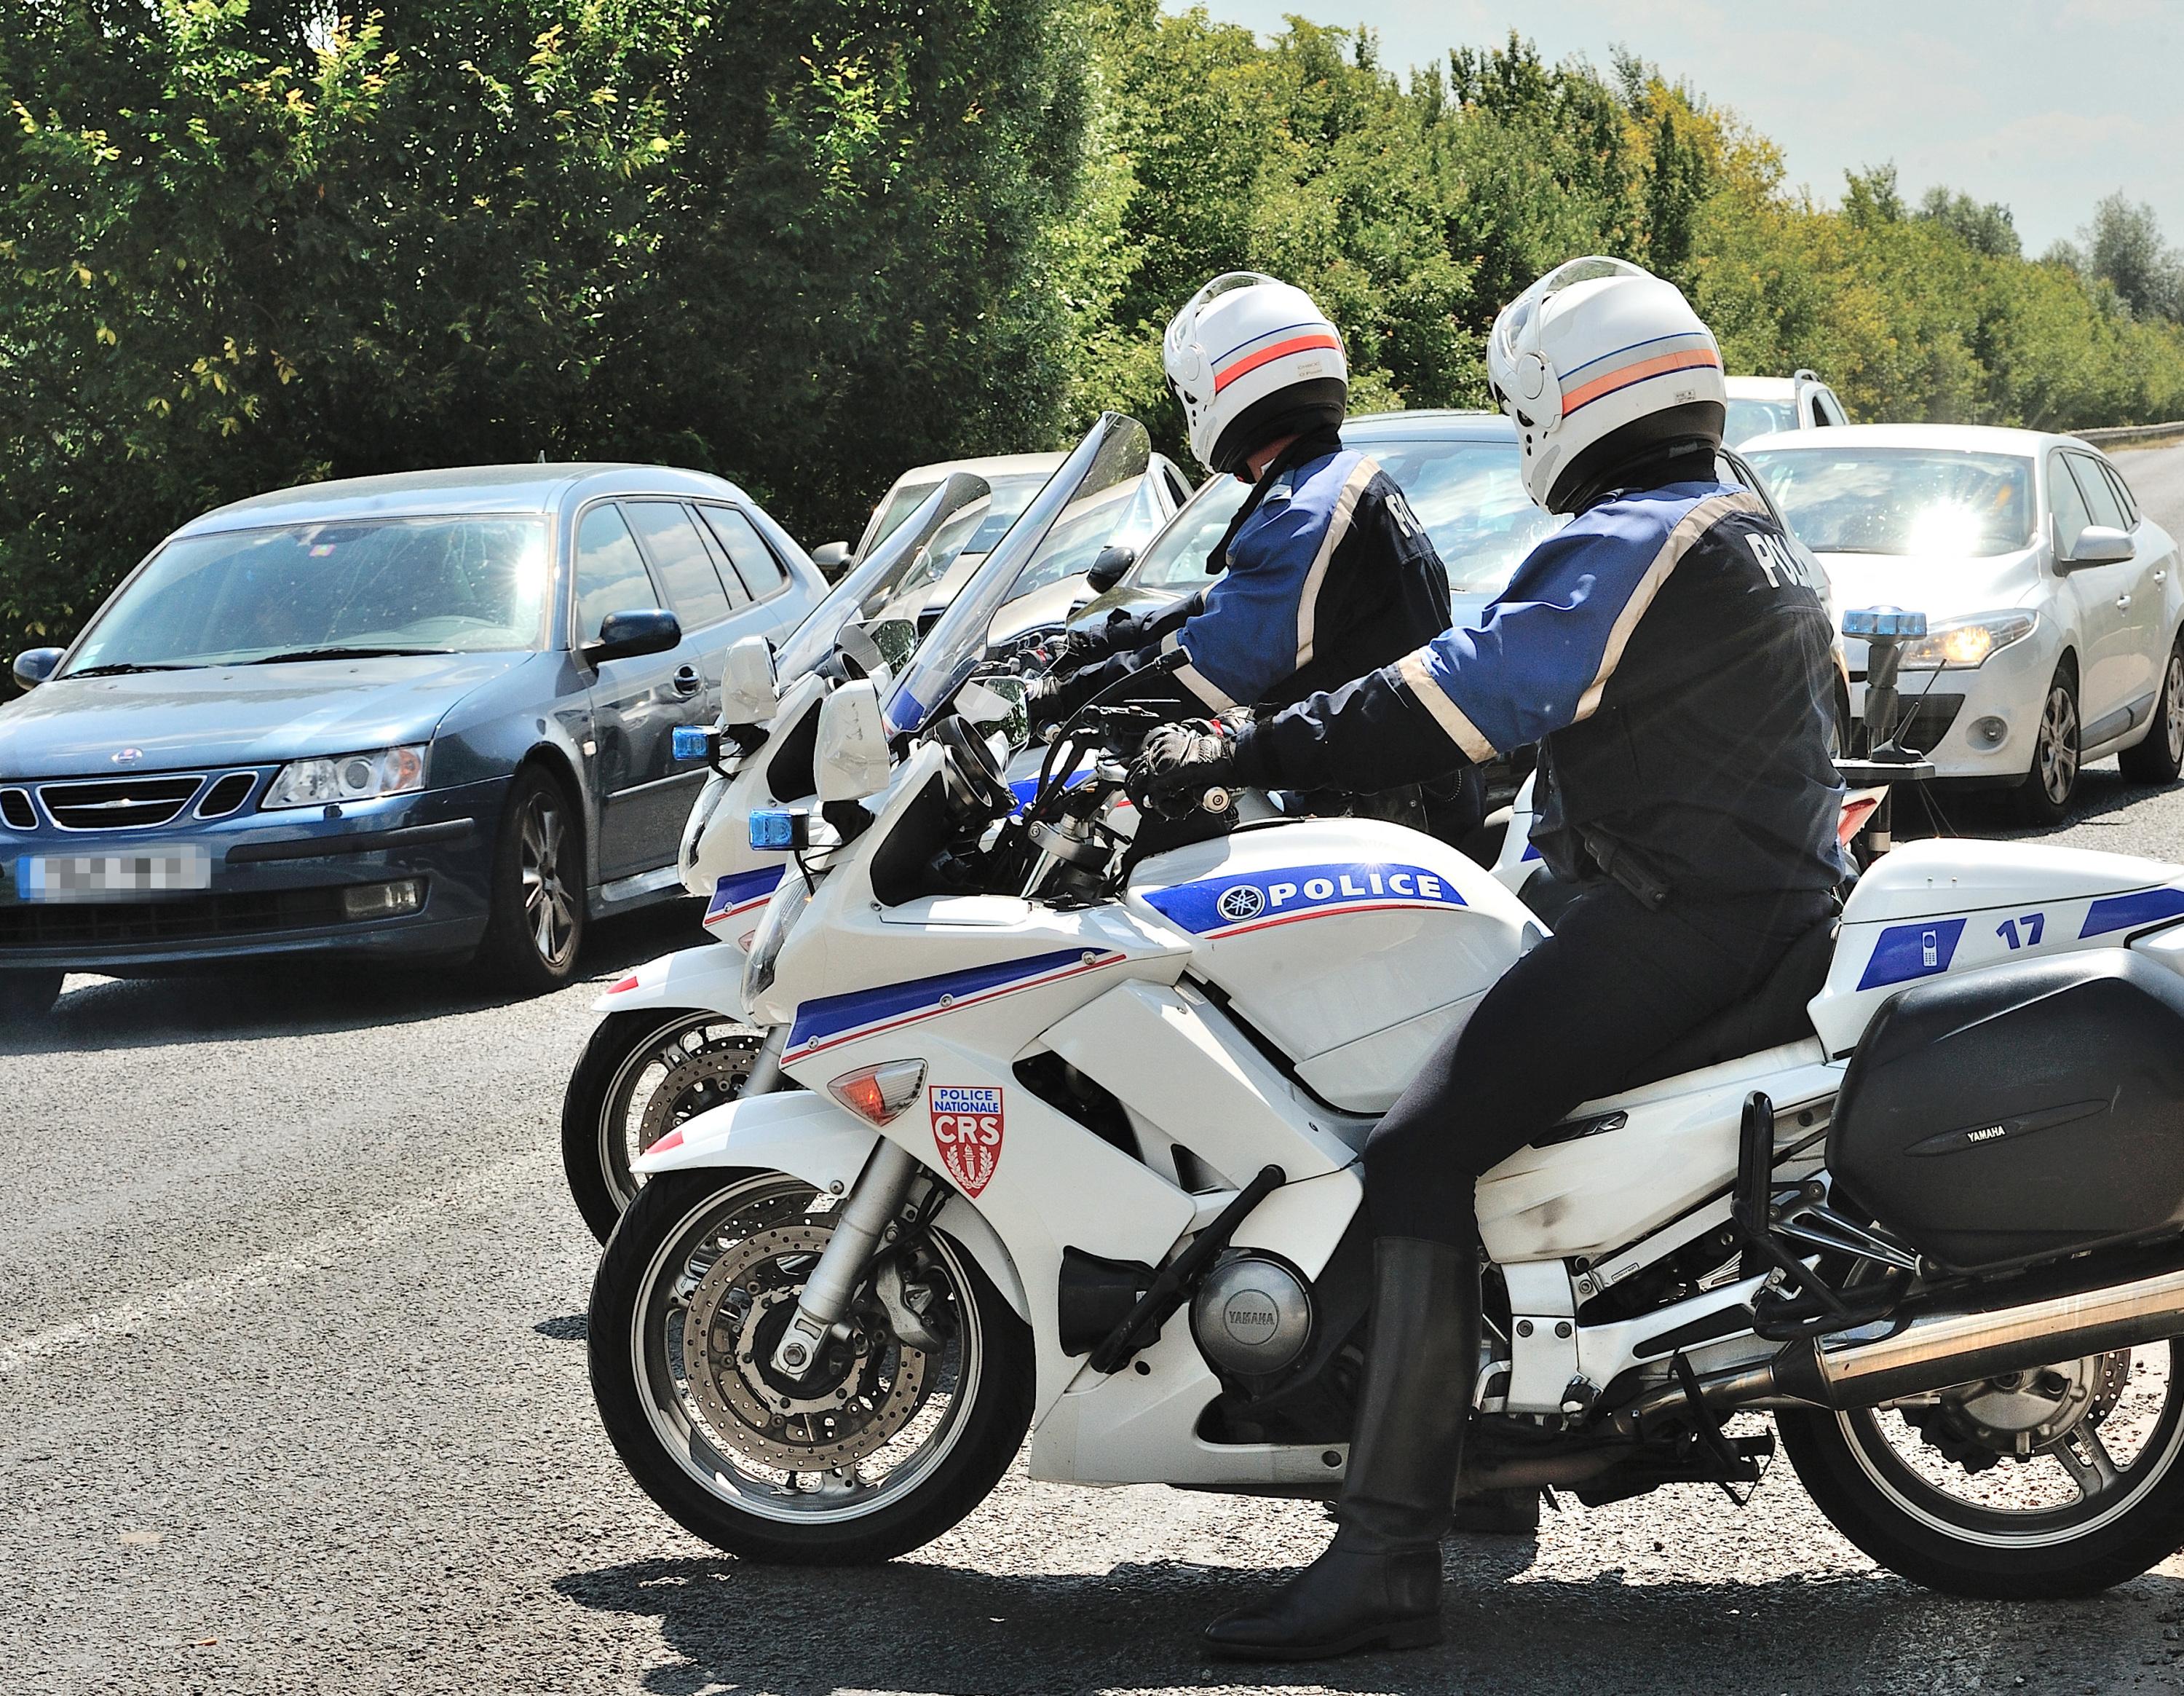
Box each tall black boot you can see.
[1203,1235,1477,1661]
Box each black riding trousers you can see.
[1361,880,1833,1245]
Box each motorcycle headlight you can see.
[262,744,427,809]
[742,867,816,1004]
[1897,612,2036,671]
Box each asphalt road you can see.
[13,443,2184,1696]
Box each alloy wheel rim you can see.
[520,796,577,966]
[2038,685,2079,805]
[630,1175,983,1524]
[596,1017,763,1210]
[2166,655,2184,766]
[1837,1341,2184,1549]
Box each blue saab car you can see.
[0,464,826,1017]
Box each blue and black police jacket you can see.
[1237,476,1847,898]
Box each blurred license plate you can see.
[16,845,211,903]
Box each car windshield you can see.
[1128,436,1559,599]
[999,473,1168,606]
[1744,446,2036,556]
[63,516,551,674]
[1725,398,1797,446]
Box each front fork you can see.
[768,1137,927,1380]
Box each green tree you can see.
[0,0,1085,660]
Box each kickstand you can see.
[1671,1351,1762,1507]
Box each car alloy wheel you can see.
[2161,651,2184,770]
[519,792,578,969]
[2036,680,2080,808]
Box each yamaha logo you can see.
[1217,885,1265,922]
[1222,1292,1282,1345]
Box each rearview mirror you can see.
[2061,524,2134,569]
[1087,544,1136,593]
[815,679,893,803]
[955,675,1031,753]
[12,647,63,690]
[721,634,777,723]
[811,540,852,579]
[584,608,681,666]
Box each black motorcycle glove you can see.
[1027,662,1119,731]
[1128,717,1270,817]
[1049,609,1153,675]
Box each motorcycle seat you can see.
[1618,916,1836,1091]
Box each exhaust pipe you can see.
[1769,1261,2184,1410]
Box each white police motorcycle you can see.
[584,535,2184,1596]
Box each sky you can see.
[1189,0,2184,256]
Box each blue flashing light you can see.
[1842,606,1928,640]
[671,725,713,762]
[748,810,803,852]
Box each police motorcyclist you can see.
[1037,273,1459,824]
[1128,258,1846,1661]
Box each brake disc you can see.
[1907,1349,2133,1470]
[636,1036,759,1155]
[681,1220,930,1470]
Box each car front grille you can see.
[37,776,205,831]
[0,886,352,950]
[0,788,33,830]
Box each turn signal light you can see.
[828,1060,927,1126]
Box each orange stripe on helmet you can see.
[1560,346,1721,415]
[1213,331,1343,395]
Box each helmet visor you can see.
[1491,255,1650,368]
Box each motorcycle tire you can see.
[590,1167,1033,1566]
[1778,1341,2184,1598]
[560,1007,766,1243]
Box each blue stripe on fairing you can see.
[1008,765,1096,819]
[1142,861,1467,935]
[706,864,783,919]
[786,947,1091,1051]
[1856,917,1968,991]
[1521,843,1541,862]
[2079,886,2184,939]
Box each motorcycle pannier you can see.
[1829,952,2184,1274]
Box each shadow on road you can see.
[1,896,705,1055]
[555,1545,2180,1695]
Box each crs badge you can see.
[930,1086,1004,1198]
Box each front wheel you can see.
[2012,664,2081,825]
[478,766,587,992]
[589,1167,1032,1564]
[1779,1340,2184,1597]
[561,1008,766,1242]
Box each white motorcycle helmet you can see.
[1486,256,1726,513]
[1163,272,1348,476]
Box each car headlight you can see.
[742,867,817,1004]
[261,744,428,810]
[1897,612,2036,670]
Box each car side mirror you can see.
[1086,545,1136,594]
[585,607,681,665]
[814,679,892,802]
[12,647,63,690]
[2060,524,2134,569]
[721,634,777,722]
[811,541,852,580]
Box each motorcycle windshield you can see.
[773,472,993,682]
[887,412,1151,734]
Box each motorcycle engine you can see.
[1191,1252,1313,1376]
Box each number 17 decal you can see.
[1996,912,2046,949]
